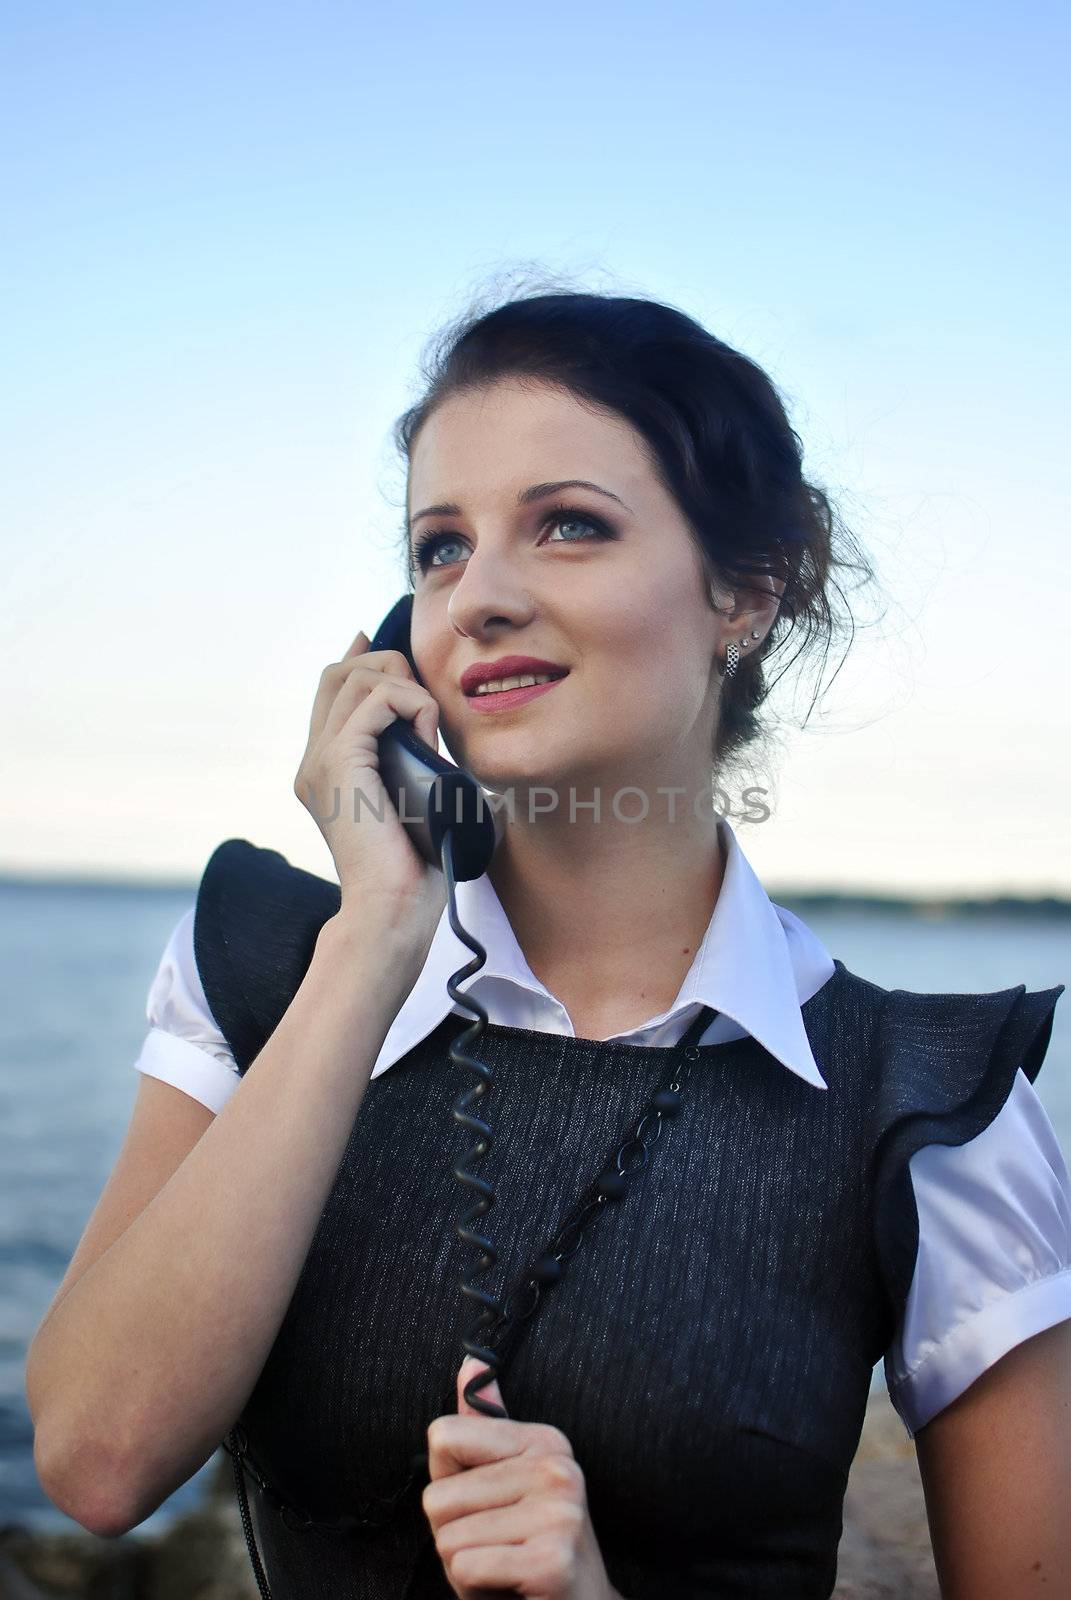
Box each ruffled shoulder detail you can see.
[192,838,341,1074]
[870,977,1066,1328]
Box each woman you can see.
[27,288,1071,1599]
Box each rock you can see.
[0,1526,149,1598]
[0,1548,55,1600]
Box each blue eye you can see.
[411,507,614,573]
[412,530,464,571]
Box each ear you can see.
[457,1354,508,1417]
[735,573,786,620]
[714,571,786,611]
[722,574,785,647]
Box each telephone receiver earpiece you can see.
[367,595,501,883]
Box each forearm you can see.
[28,910,409,1532]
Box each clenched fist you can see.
[421,1356,621,1600]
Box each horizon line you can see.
[2,868,1069,914]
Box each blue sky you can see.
[3,0,1068,892]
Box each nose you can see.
[446,546,536,640]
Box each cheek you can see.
[409,632,448,697]
[603,616,708,703]
[584,650,706,740]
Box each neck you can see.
[485,779,726,1017]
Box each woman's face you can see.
[406,377,726,803]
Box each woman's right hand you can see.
[294,629,449,967]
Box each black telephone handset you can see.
[367,594,510,1423]
[367,595,501,882]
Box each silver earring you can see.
[723,631,761,680]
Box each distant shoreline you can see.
[1,871,1069,917]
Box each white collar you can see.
[370,815,830,1090]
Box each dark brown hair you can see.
[392,273,880,777]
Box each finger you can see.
[305,656,361,750]
[422,1460,527,1528]
[306,642,411,749]
[427,1416,528,1482]
[307,652,418,753]
[321,673,436,753]
[457,1356,508,1419]
[444,1538,540,1596]
[432,1497,543,1558]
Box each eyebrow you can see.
[408,479,632,531]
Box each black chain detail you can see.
[221,1031,703,1599]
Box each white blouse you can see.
[133,817,1071,1441]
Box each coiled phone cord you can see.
[440,824,510,1421]
[223,824,714,1596]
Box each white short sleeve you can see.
[133,906,241,1115]
[885,1067,1071,1437]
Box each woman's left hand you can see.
[422,1355,620,1600]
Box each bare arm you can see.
[26,910,411,1538]
[915,1317,1071,1597]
